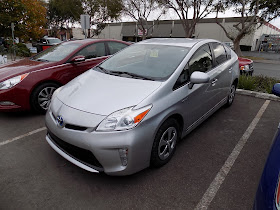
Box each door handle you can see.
[211,79,218,86]
[212,79,218,84]
[229,67,233,73]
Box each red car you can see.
[0,39,129,113]
[238,57,254,75]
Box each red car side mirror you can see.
[70,55,85,63]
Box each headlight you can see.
[96,104,152,131]
[240,65,249,71]
[0,73,29,90]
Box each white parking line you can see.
[0,127,47,147]
[195,100,271,210]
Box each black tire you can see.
[30,82,60,114]
[150,118,180,168]
[225,82,237,107]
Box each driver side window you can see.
[174,44,213,90]
[189,44,213,75]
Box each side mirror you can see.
[272,83,280,97]
[189,71,210,89]
[69,55,85,63]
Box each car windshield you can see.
[32,42,82,62]
[47,38,62,44]
[98,44,190,81]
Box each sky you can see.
[122,7,280,30]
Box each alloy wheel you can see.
[228,84,236,104]
[158,127,177,160]
[37,87,56,110]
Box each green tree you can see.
[256,0,280,21]
[159,0,215,38]
[47,0,83,29]
[83,0,123,36]
[215,0,280,56]
[122,0,165,40]
[0,0,47,41]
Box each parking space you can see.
[1,94,280,209]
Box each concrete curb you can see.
[236,89,280,102]
[253,59,280,65]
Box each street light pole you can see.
[11,23,16,61]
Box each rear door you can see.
[210,42,232,103]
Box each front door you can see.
[61,42,108,83]
[174,44,218,130]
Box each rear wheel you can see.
[31,82,60,114]
[225,82,237,107]
[150,118,179,168]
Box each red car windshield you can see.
[32,42,82,62]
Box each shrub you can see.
[5,40,31,57]
[238,75,279,94]
[15,43,31,57]
[238,75,257,91]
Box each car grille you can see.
[47,131,103,171]
[52,112,87,131]
[65,124,87,131]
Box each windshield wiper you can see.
[109,71,155,81]
[95,66,110,74]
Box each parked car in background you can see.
[0,39,129,113]
[238,57,254,75]
[45,38,239,176]
[33,37,62,53]
[254,83,280,210]
[223,41,234,49]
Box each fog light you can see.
[119,148,128,166]
[0,101,15,106]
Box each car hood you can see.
[57,70,162,116]
[238,57,253,65]
[0,58,57,81]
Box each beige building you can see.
[94,17,280,51]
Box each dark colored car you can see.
[33,37,62,53]
[0,39,129,113]
[238,57,254,75]
[253,83,280,209]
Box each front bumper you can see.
[45,108,155,176]
[240,63,254,75]
[0,86,30,111]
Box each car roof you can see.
[69,38,124,44]
[138,38,216,48]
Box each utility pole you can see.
[11,23,16,61]
[80,15,90,39]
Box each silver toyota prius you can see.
[45,38,239,176]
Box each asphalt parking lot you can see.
[1,94,280,210]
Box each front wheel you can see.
[225,83,237,107]
[30,82,60,114]
[150,118,179,168]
